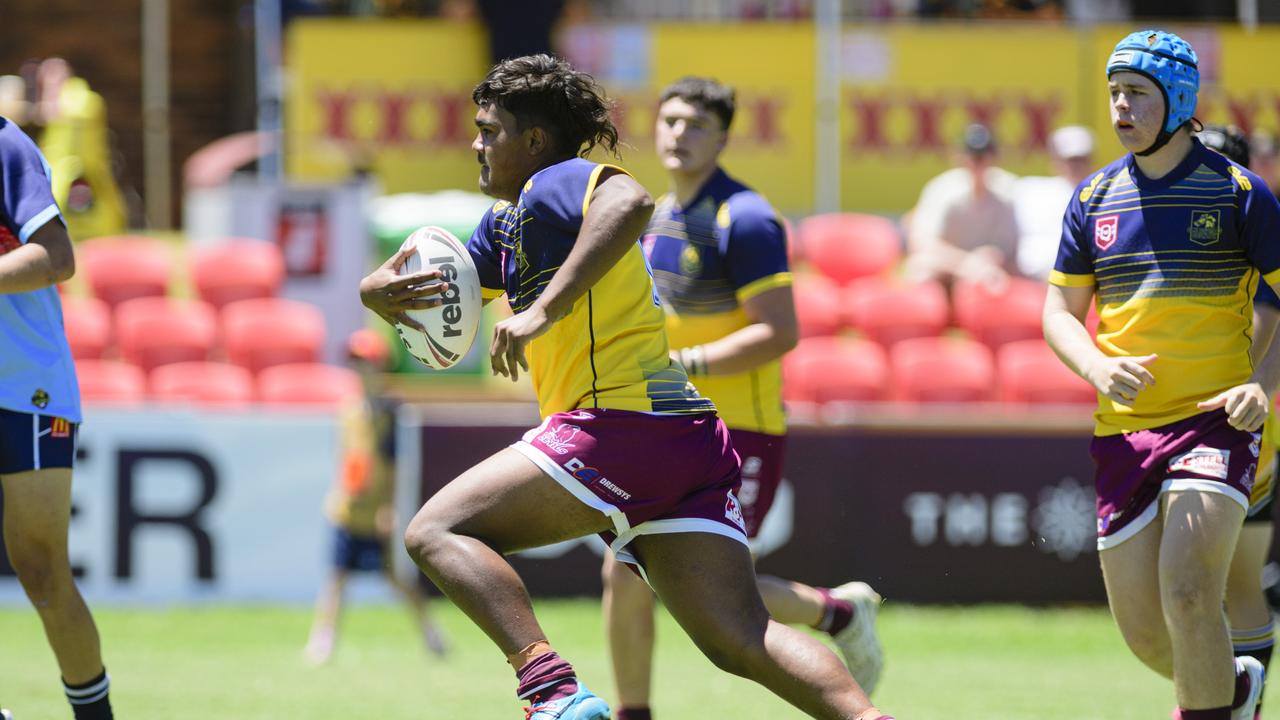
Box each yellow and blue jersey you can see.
[643,168,790,435]
[466,157,715,419]
[1050,139,1280,436]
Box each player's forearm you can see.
[1043,308,1107,384]
[685,323,797,376]
[1248,318,1280,397]
[533,184,654,322]
[0,241,74,294]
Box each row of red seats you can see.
[794,274,1055,350]
[63,295,326,374]
[77,236,285,309]
[783,336,1095,405]
[77,359,363,407]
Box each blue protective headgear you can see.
[1106,30,1200,156]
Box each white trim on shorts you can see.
[509,439,632,536]
[1097,477,1251,551]
[610,517,749,567]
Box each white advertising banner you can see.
[0,409,341,605]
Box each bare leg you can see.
[403,448,610,655]
[304,569,348,664]
[384,569,448,656]
[757,574,826,627]
[601,552,656,709]
[1160,490,1245,709]
[634,532,879,720]
[1226,524,1275,630]
[1099,516,1172,678]
[2,470,105,683]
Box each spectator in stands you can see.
[304,329,448,665]
[1253,129,1279,193]
[904,122,1020,291]
[1014,125,1095,280]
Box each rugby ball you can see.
[394,226,482,370]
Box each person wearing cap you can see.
[1013,125,1095,280]
[303,328,449,665]
[904,122,1021,291]
[1043,29,1280,719]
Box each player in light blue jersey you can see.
[0,117,114,720]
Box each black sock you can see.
[64,668,113,720]
[1233,621,1274,713]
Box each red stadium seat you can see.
[953,278,1047,350]
[257,363,363,406]
[783,336,889,403]
[844,277,949,348]
[150,362,255,407]
[793,273,843,338]
[222,298,326,374]
[796,213,902,285]
[75,359,146,405]
[998,339,1097,405]
[890,336,995,403]
[190,239,286,309]
[115,297,218,373]
[77,236,173,307]
[61,295,112,359]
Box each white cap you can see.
[1049,126,1094,159]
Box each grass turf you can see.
[0,601,1270,719]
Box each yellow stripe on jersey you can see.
[737,272,792,303]
[581,163,624,217]
[1265,268,1280,288]
[1048,270,1095,287]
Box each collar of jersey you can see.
[1124,137,1208,191]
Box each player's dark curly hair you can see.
[659,76,736,132]
[472,54,619,159]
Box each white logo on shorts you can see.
[1168,447,1230,481]
[538,424,582,455]
[725,491,745,530]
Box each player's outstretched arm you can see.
[489,171,654,381]
[1043,282,1156,406]
[0,218,74,294]
[359,244,449,332]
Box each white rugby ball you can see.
[394,226,482,370]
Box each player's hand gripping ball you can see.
[394,226,482,369]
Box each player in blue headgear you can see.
[1105,29,1200,157]
[1044,27,1280,720]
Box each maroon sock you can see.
[1175,708,1230,720]
[815,588,854,636]
[515,652,579,704]
[1232,660,1251,709]
[617,708,652,720]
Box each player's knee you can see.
[8,545,67,607]
[1120,624,1172,671]
[403,515,449,569]
[1161,577,1220,623]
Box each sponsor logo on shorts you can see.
[50,417,71,438]
[1250,433,1262,458]
[565,457,631,500]
[1098,510,1123,535]
[1094,215,1119,251]
[1168,447,1230,481]
[1243,463,1257,492]
[538,424,582,455]
[725,491,745,530]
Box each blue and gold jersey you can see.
[466,157,715,419]
[643,168,790,435]
[1050,139,1280,436]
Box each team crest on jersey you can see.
[1188,210,1221,246]
[30,389,49,409]
[680,244,702,276]
[1094,215,1119,251]
[537,423,582,455]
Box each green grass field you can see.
[0,601,1274,719]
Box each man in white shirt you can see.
[1014,125,1096,280]
[905,123,1020,290]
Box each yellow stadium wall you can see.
[286,20,1280,216]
